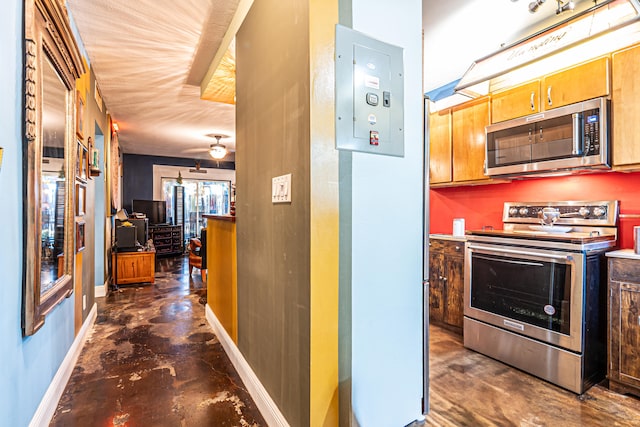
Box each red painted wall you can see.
[429,171,640,249]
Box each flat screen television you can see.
[132,199,167,225]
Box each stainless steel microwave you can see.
[485,97,610,177]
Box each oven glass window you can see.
[470,253,571,334]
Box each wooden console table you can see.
[112,249,156,285]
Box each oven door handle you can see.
[467,243,574,262]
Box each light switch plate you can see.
[272,173,292,203]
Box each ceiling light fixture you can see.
[556,0,575,14]
[208,135,227,159]
[529,0,546,13]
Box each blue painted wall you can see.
[0,3,76,425]
[121,153,234,212]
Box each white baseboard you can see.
[29,303,98,427]
[95,280,107,297]
[205,305,290,427]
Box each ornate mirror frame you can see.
[23,0,84,335]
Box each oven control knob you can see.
[593,206,606,217]
[578,207,590,217]
[519,207,529,216]
[509,207,518,216]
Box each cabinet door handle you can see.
[547,86,553,107]
[638,315,640,326]
[455,245,461,251]
[442,277,447,282]
[530,92,535,111]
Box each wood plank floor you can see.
[425,325,640,427]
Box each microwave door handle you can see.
[572,113,583,155]
[468,243,574,262]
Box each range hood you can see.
[455,0,640,98]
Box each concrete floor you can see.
[51,254,640,426]
[50,255,265,427]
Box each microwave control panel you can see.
[583,109,600,155]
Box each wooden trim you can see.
[203,214,236,223]
[205,305,290,427]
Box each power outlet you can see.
[272,173,292,203]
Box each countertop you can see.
[605,249,640,260]
[429,233,467,242]
[203,214,236,223]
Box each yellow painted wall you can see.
[309,0,339,425]
[74,57,90,335]
[206,217,238,342]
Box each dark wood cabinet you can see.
[150,224,183,256]
[429,237,465,332]
[607,252,640,398]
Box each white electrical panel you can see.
[335,24,404,157]
[272,173,292,203]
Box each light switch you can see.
[272,173,292,203]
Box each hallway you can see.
[50,256,265,426]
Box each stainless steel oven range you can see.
[464,200,618,394]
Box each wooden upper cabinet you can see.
[452,97,490,182]
[428,109,452,184]
[491,80,541,123]
[542,56,610,110]
[612,43,640,169]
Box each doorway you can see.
[93,126,106,292]
[161,178,231,240]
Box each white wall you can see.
[347,0,424,425]
[422,0,596,91]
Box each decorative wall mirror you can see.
[23,0,84,335]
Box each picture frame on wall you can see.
[76,141,88,182]
[76,220,85,252]
[76,90,84,139]
[75,183,86,216]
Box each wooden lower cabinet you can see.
[607,254,640,398]
[112,250,156,285]
[429,237,465,332]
